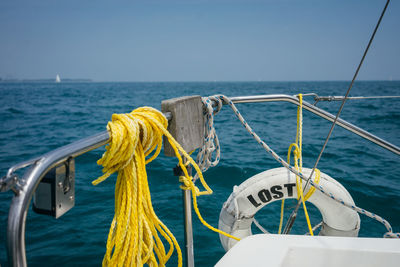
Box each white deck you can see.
[216,234,400,267]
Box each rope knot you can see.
[179,175,193,190]
[93,107,167,186]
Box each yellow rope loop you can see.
[174,153,240,242]
[178,172,240,241]
[278,94,320,236]
[93,106,184,267]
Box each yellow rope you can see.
[92,107,212,267]
[177,152,240,241]
[178,173,241,241]
[278,199,286,234]
[278,94,320,235]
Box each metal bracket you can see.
[1,158,38,194]
[0,174,20,193]
[32,157,75,218]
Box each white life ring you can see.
[218,167,360,251]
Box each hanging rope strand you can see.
[278,94,321,235]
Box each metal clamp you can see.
[1,158,39,194]
[0,174,19,193]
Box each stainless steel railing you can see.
[229,94,400,155]
[2,94,399,266]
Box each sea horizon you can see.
[1,79,399,83]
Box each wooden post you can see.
[161,95,204,157]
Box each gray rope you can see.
[253,218,270,234]
[305,222,323,235]
[194,96,222,181]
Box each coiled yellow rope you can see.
[92,107,212,267]
[278,94,320,235]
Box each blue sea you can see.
[1,81,400,266]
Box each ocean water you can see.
[0,81,400,266]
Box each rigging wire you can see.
[282,0,391,235]
[312,95,400,105]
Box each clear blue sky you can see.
[0,0,399,81]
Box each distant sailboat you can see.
[55,74,61,83]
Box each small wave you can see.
[358,113,400,123]
[6,107,24,114]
